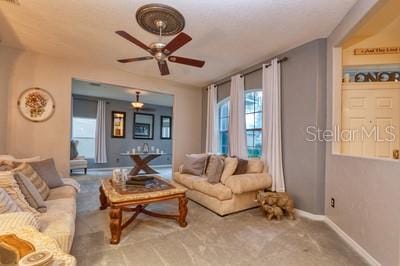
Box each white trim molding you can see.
[324,218,381,266]
[294,208,325,221]
[295,209,381,266]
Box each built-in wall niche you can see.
[133,113,154,139]
[342,64,400,83]
[111,111,126,138]
[160,116,172,139]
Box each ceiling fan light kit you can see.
[116,3,205,76]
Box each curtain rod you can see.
[73,96,110,104]
[214,57,288,88]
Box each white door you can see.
[342,88,400,158]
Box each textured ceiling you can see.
[72,79,174,107]
[0,0,357,87]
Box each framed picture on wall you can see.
[134,123,150,137]
[111,111,126,138]
[133,113,154,139]
[160,116,172,139]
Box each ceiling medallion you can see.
[136,3,185,36]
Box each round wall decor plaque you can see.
[17,88,55,122]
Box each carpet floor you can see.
[71,170,367,266]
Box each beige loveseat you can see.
[173,159,272,216]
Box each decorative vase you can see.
[143,143,149,153]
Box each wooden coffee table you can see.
[99,176,188,244]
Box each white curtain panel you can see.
[95,100,107,163]
[229,74,248,158]
[262,58,285,192]
[205,84,219,153]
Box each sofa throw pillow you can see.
[11,163,50,200]
[181,154,208,176]
[233,158,248,175]
[220,157,238,184]
[0,187,21,214]
[28,158,63,188]
[70,141,78,160]
[0,172,38,214]
[205,155,225,184]
[189,153,210,175]
[247,159,264,173]
[14,173,47,213]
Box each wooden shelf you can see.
[342,81,400,90]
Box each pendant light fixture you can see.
[131,91,144,111]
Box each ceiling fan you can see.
[115,4,205,76]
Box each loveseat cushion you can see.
[224,173,272,194]
[47,185,77,201]
[38,198,76,253]
[173,172,198,189]
[192,178,232,201]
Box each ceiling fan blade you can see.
[158,61,170,76]
[168,56,205,68]
[117,56,153,63]
[115,31,152,53]
[162,32,192,56]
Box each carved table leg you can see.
[109,207,122,244]
[178,196,188,227]
[99,185,108,210]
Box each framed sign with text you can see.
[354,47,400,55]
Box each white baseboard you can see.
[294,208,325,221]
[295,209,380,266]
[324,218,380,266]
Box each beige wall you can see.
[0,46,21,154]
[343,15,400,66]
[1,45,202,176]
[326,0,400,265]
